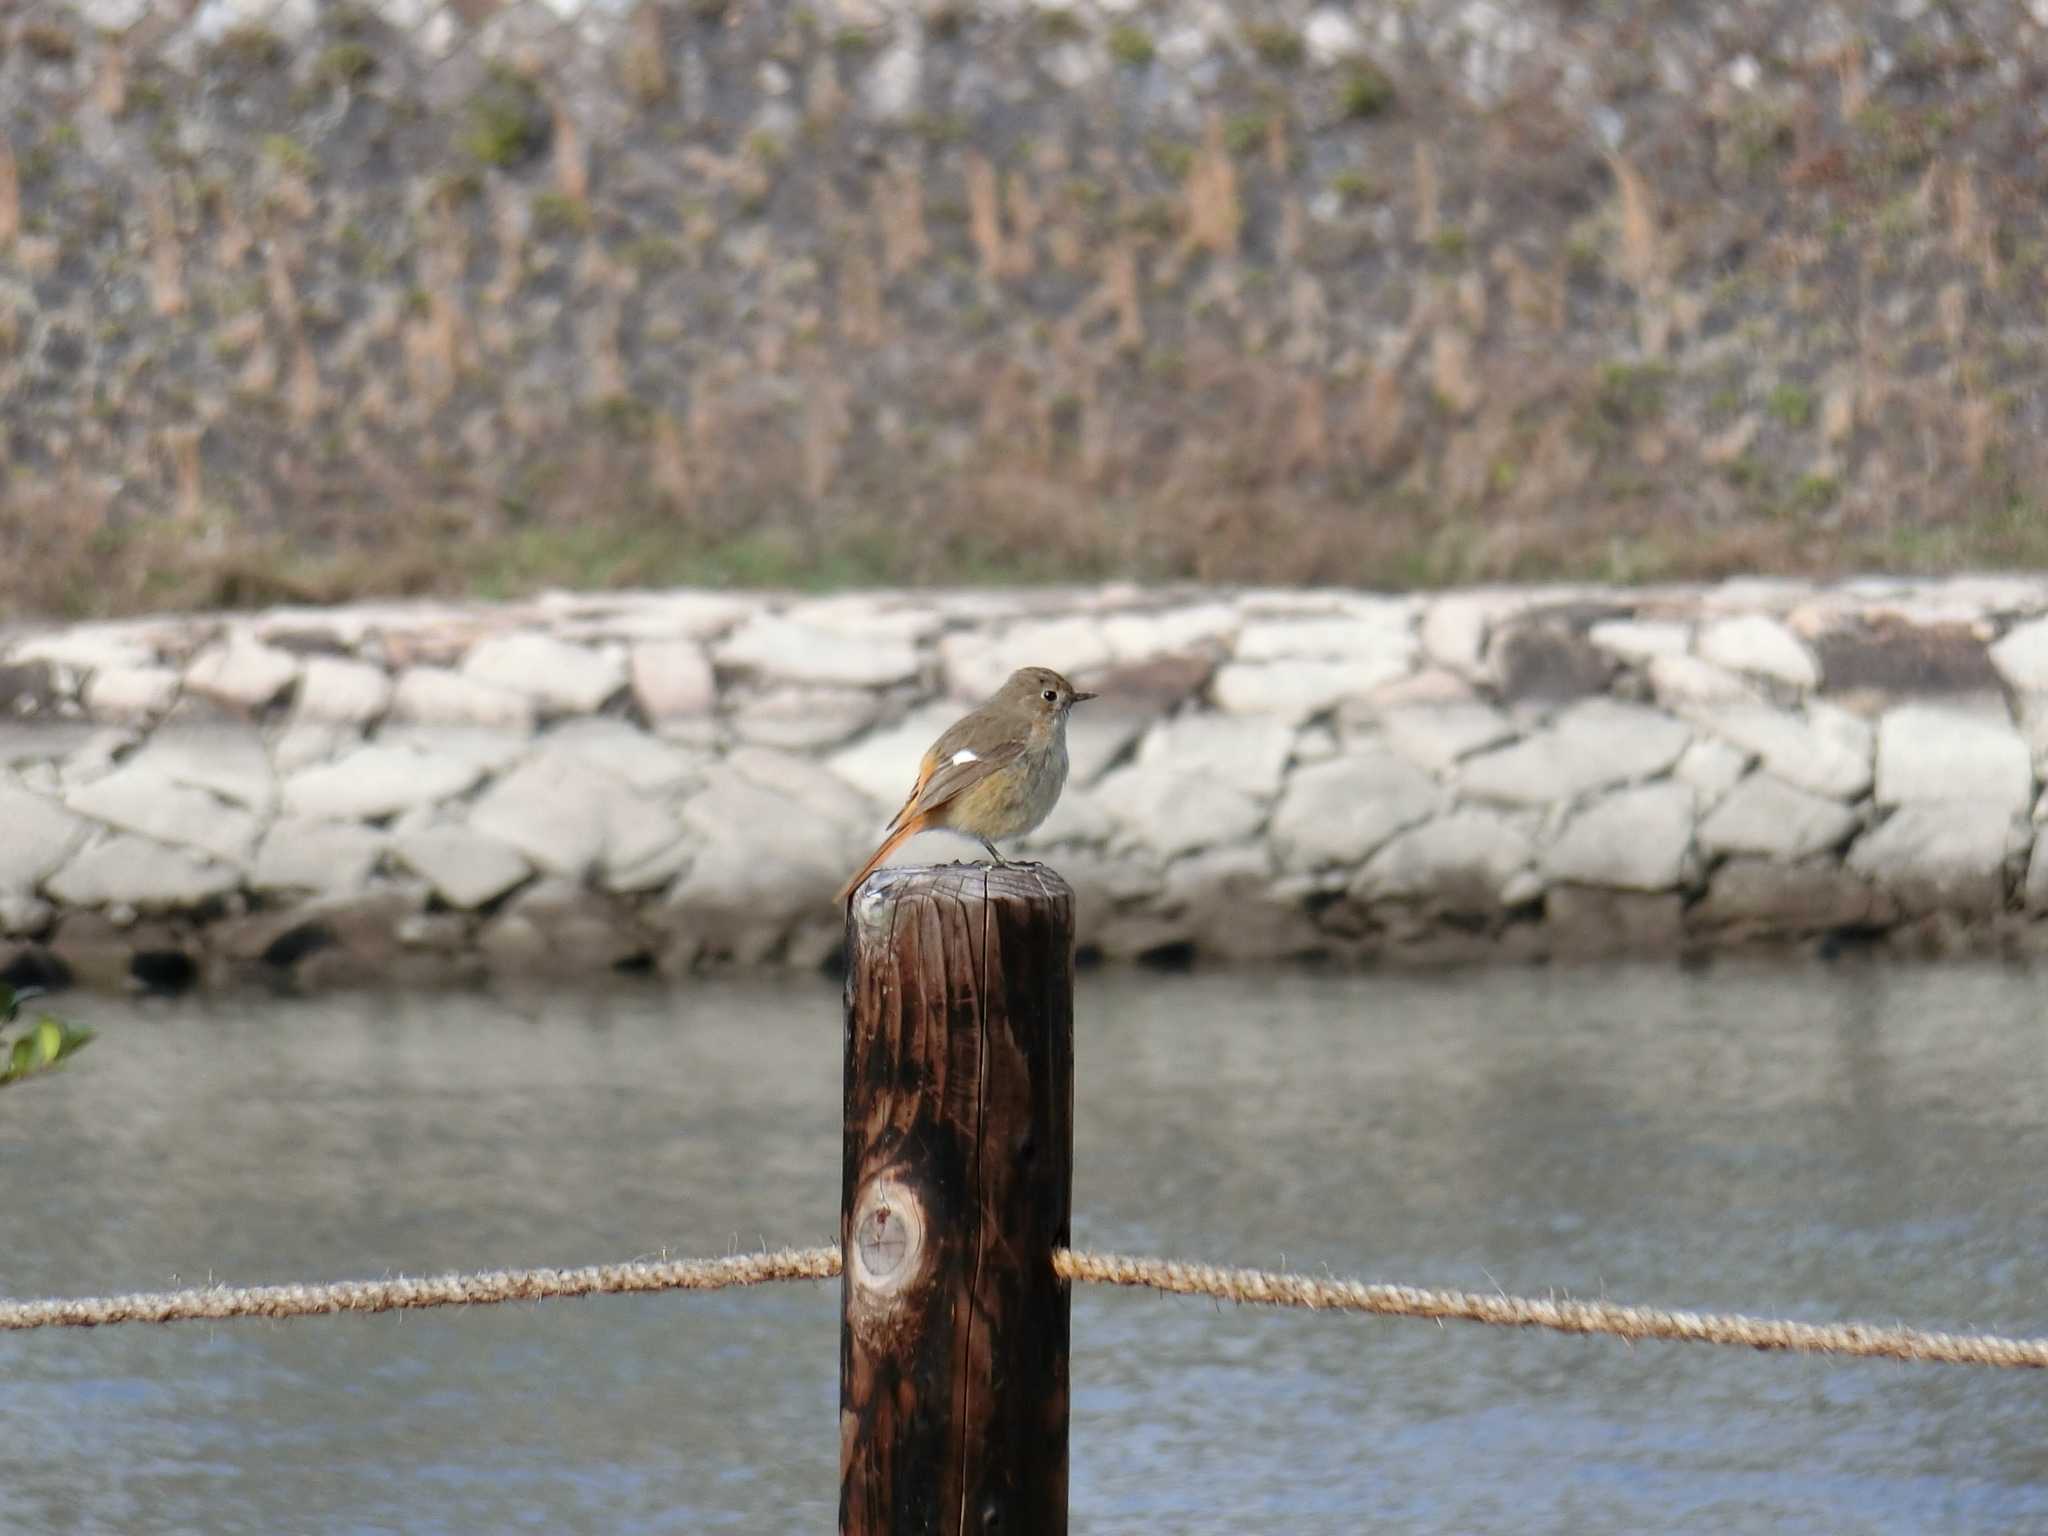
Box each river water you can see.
[2,961,2044,1534]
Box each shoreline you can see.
[5,576,2048,994]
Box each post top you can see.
[847,862,1076,936]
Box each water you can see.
[2,962,2045,1535]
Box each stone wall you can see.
[5,577,2048,994]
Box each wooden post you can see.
[839,863,1076,1536]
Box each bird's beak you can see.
[1071,691,1098,703]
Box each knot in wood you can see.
[848,1175,926,1307]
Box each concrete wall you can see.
[6,577,2048,993]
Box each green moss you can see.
[1107,25,1154,68]
[1329,168,1377,202]
[621,233,683,272]
[461,65,550,167]
[531,191,591,236]
[19,22,77,62]
[1582,360,1671,445]
[1766,382,1814,428]
[261,134,317,178]
[1782,473,1838,517]
[831,25,876,52]
[213,24,287,70]
[314,41,378,88]
[1224,112,1268,157]
[1244,24,1305,68]
[1146,136,1195,178]
[1337,63,1396,120]
[1431,226,1469,260]
[1035,8,1089,43]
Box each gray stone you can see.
[1269,748,1441,870]
[463,632,626,714]
[52,728,136,787]
[1380,701,1514,773]
[184,637,301,710]
[1989,616,2048,693]
[1698,773,1860,861]
[1137,712,1296,800]
[1874,705,2033,814]
[1697,614,1821,688]
[127,718,277,813]
[1459,699,1689,806]
[11,625,158,674]
[599,795,692,893]
[83,666,180,720]
[1210,660,1402,723]
[939,616,1111,700]
[1687,704,1873,800]
[251,819,387,896]
[2025,836,2048,911]
[46,834,241,909]
[1065,699,1158,786]
[1418,593,1506,676]
[1674,737,1750,803]
[0,893,51,935]
[270,719,357,773]
[1648,653,1762,707]
[1093,763,1267,859]
[731,687,883,750]
[781,594,946,645]
[1233,613,1416,666]
[719,615,921,689]
[1542,781,1696,891]
[1846,804,2026,915]
[0,720,102,768]
[1100,603,1239,662]
[394,827,533,908]
[480,878,651,973]
[1589,619,1691,663]
[282,744,484,821]
[467,756,615,879]
[389,667,537,731]
[629,638,715,719]
[1695,858,1886,930]
[663,764,865,964]
[293,657,392,724]
[373,723,530,774]
[1014,782,1119,850]
[0,775,89,893]
[1544,887,1685,957]
[1304,6,1365,65]
[726,746,879,830]
[64,763,262,866]
[532,718,704,796]
[1354,810,1535,911]
[827,703,960,806]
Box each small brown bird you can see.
[838,666,1097,903]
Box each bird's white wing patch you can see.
[949,748,979,765]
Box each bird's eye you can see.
[1042,689,1058,702]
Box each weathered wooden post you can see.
[839,863,1076,1536]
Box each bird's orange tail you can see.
[837,814,930,905]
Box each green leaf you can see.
[31,1017,63,1067]
[0,982,15,1024]
[6,1035,32,1081]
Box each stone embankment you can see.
[6,578,2048,994]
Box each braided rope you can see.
[1054,1250,2048,1369]
[0,1247,841,1331]
[4,1245,2042,1368]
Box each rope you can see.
[3,1245,2042,1369]
[0,1247,841,1331]
[1055,1250,2048,1370]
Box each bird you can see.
[837,666,1097,903]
